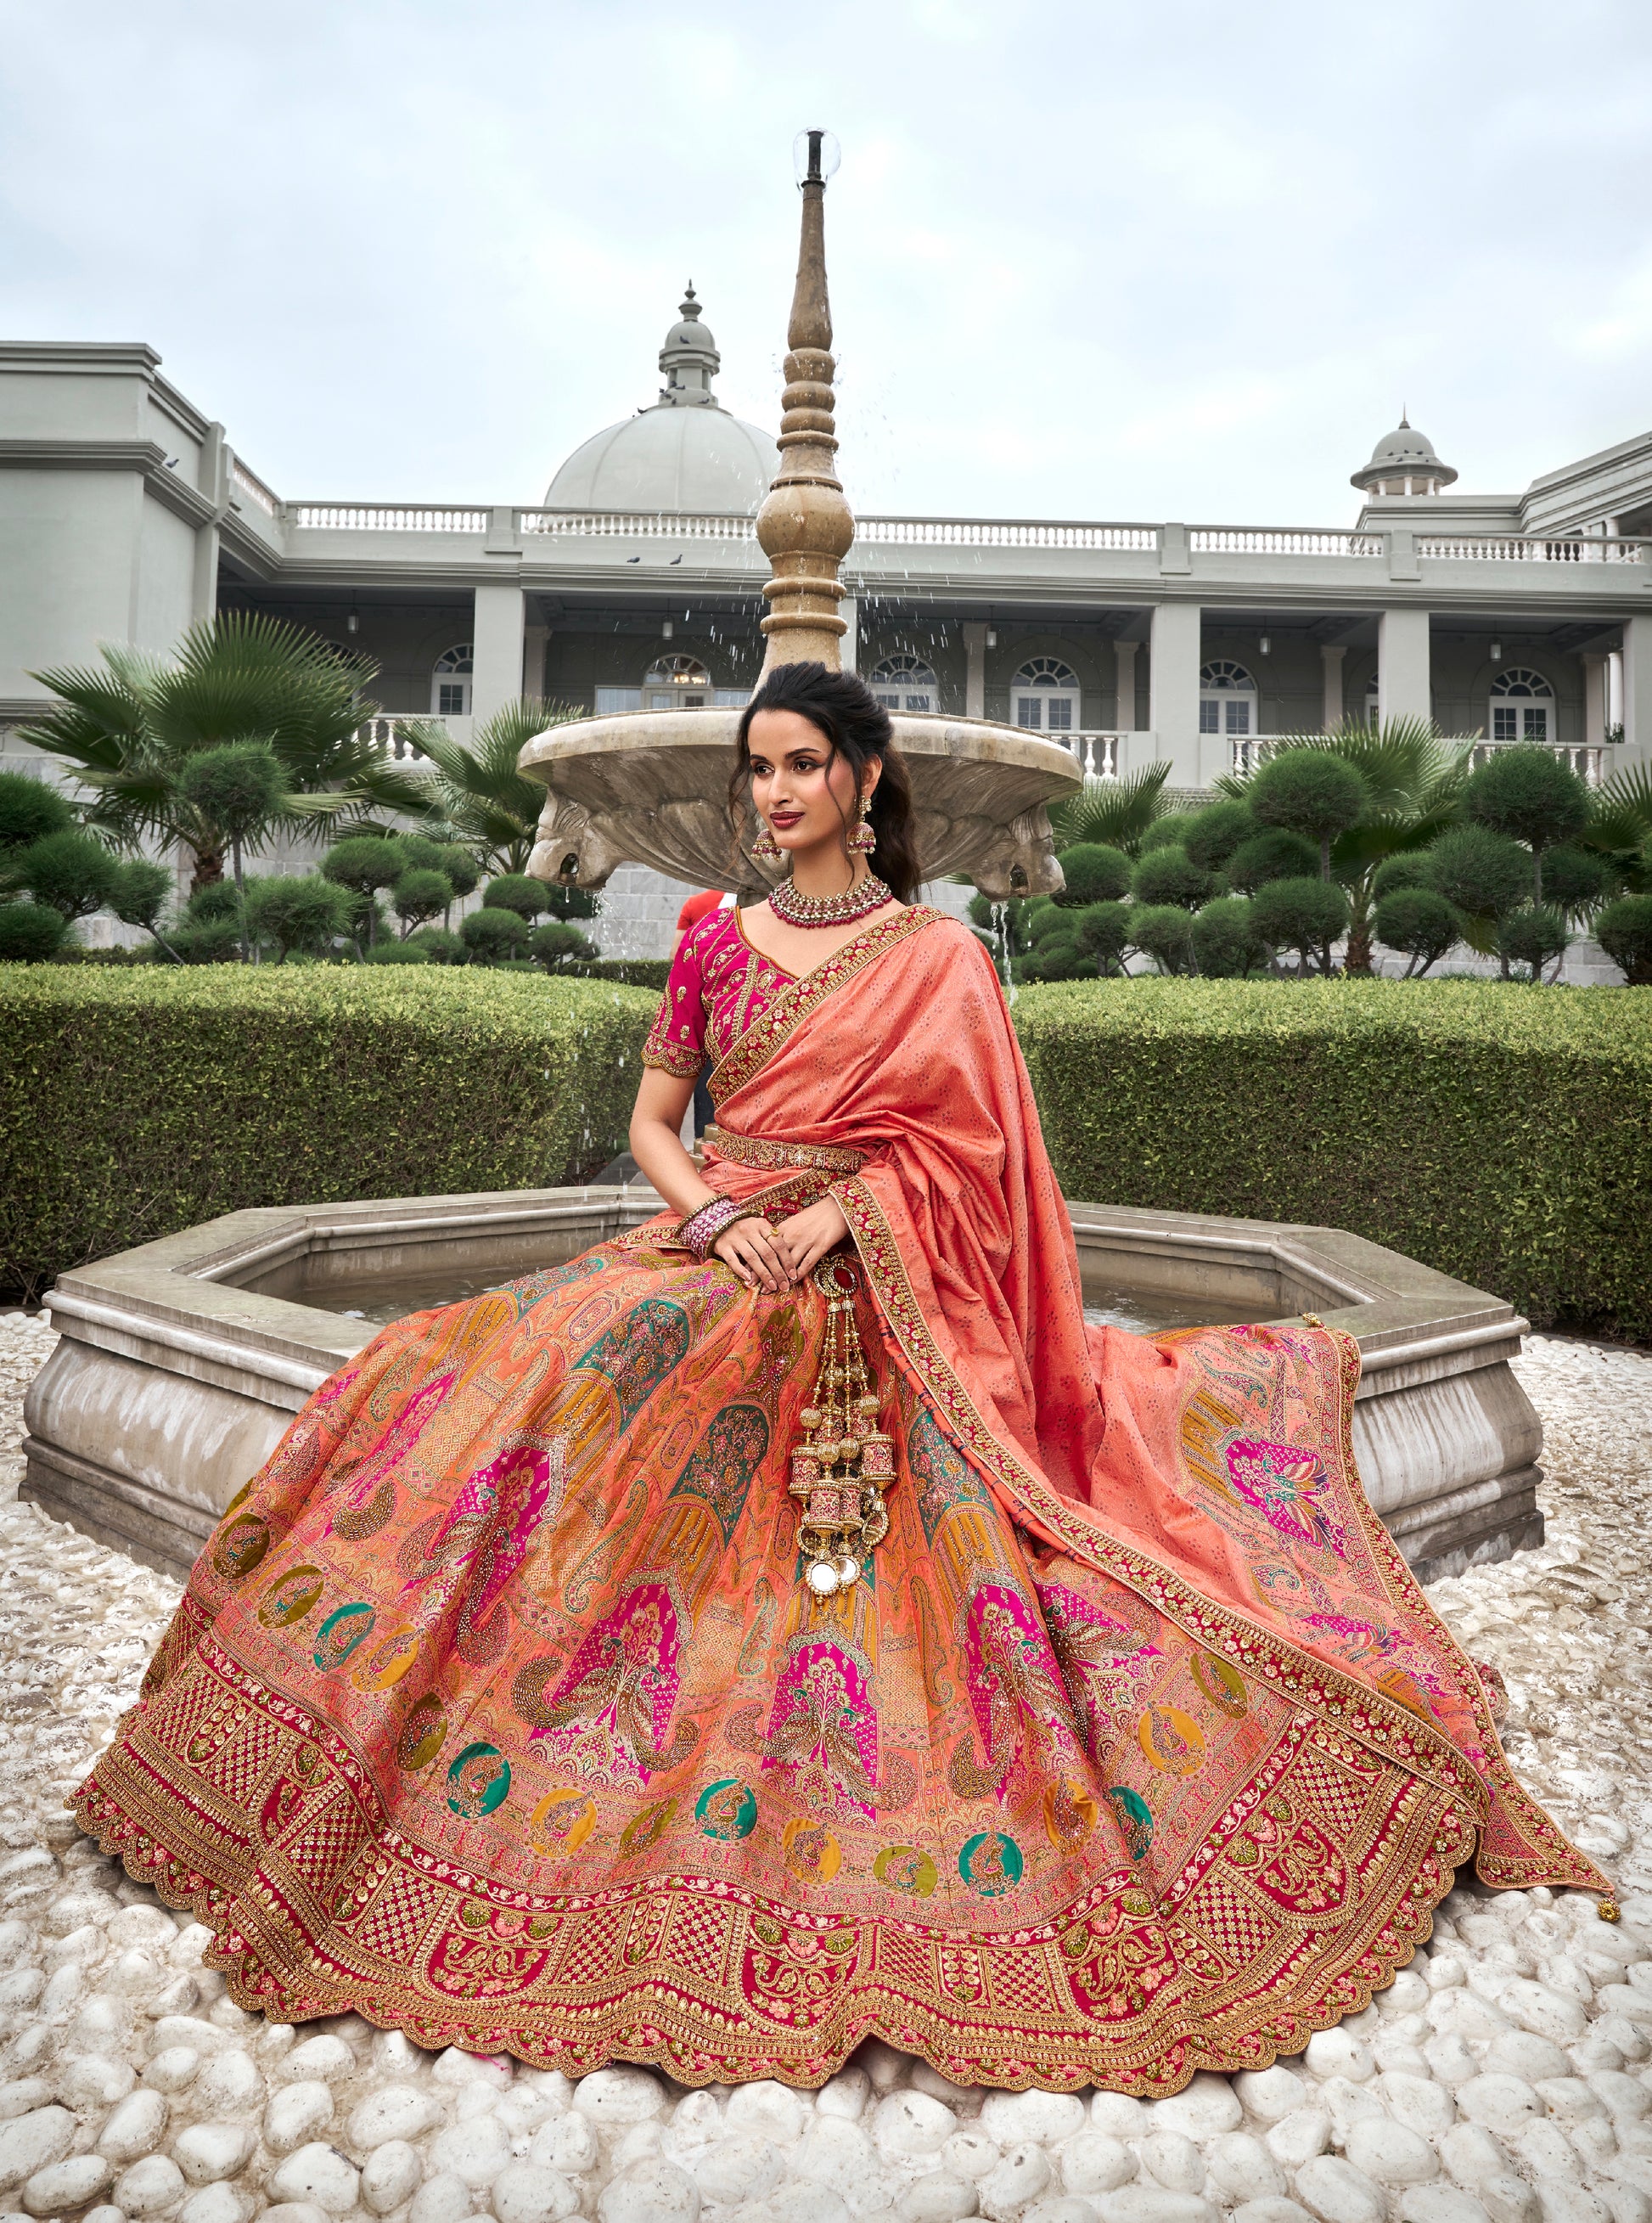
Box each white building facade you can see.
[3,299,1650,951]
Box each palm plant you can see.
[19,613,428,894]
[398,700,584,875]
[1217,719,1472,974]
[1582,761,1652,894]
[1048,762,1173,857]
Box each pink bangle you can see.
[678,1196,757,1261]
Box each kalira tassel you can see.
[789,1255,896,1597]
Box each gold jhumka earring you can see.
[848,794,876,853]
[789,1257,896,1598]
[750,817,781,860]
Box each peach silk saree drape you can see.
[74,905,1604,2096]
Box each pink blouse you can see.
[642,909,795,1081]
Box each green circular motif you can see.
[312,1603,374,1672]
[958,1829,1023,1897]
[447,1742,511,1819]
[259,1566,324,1629]
[1105,1785,1155,1863]
[694,1777,758,1841]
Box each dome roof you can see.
[1351,414,1458,492]
[543,284,779,514]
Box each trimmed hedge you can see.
[1014,979,1652,1344]
[0,969,657,1303]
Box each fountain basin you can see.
[22,1189,1540,1584]
[518,707,1084,898]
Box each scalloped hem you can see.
[70,1765,1498,2097]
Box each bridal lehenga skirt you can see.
[74,1235,1599,2091]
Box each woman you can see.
[75,662,1606,2094]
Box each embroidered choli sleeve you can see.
[642,920,709,1078]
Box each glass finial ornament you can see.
[793,127,841,186]
[788,1256,896,1598]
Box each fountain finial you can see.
[756,130,854,673]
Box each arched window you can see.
[643,653,712,711]
[1199,659,1257,738]
[430,644,473,718]
[1490,667,1554,744]
[869,654,939,714]
[1011,657,1081,734]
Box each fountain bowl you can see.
[519,707,1085,898]
[24,1186,1540,1585]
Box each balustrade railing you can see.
[517,508,759,541]
[858,517,1158,551]
[1418,536,1648,564]
[229,462,279,517]
[294,505,491,532]
[1190,527,1384,557]
[357,714,451,761]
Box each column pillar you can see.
[1621,615,1652,770]
[1377,609,1431,729]
[1581,651,1608,751]
[964,622,986,718]
[471,582,525,723]
[1148,602,1203,786]
[1320,644,1347,731]
[1114,640,1138,731]
[523,622,549,701]
[839,595,858,675]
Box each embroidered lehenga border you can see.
[74,907,1604,2093]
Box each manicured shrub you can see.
[242,874,357,962]
[0,901,68,961]
[391,869,455,936]
[1421,824,1531,921]
[1131,903,1195,976]
[1227,829,1319,892]
[1073,902,1132,976]
[186,881,244,924]
[1052,843,1132,907]
[1139,816,1195,853]
[1249,875,1351,974]
[482,873,549,920]
[1189,897,1262,977]
[1596,893,1652,985]
[1370,853,1432,900]
[362,943,430,965]
[171,916,244,964]
[1131,846,1216,910]
[1539,845,1612,916]
[1183,801,1256,871]
[0,970,656,1302]
[108,859,183,963]
[1013,979,1652,1341]
[14,830,121,920]
[321,834,407,953]
[0,771,73,853]
[407,926,469,965]
[1465,745,1590,903]
[1246,750,1368,877]
[400,836,479,898]
[1373,887,1459,978]
[528,920,598,971]
[1497,903,1572,983]
[460,907,529,962]
[1029,903,1076,948]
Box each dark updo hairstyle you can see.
[728,661,922,903]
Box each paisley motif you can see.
[515,1577,695,1786]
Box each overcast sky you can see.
[5,0,1652,526]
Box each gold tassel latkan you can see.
[789,1256,896,1598]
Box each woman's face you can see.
[745,708,878,859]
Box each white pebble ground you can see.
[2,1309,1651,2223]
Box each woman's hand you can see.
[771,1196,851,1284]
[711,1215,793,1293]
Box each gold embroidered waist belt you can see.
[703,1126,868,1177]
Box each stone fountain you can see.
[520,131,1081,900]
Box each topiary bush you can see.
[243,874,357,962]
[1013,979,1652,1342]
[1370,853,1433,901]
[1421,824,1531,923]
[1183,801,1256,872]
[1464,745,1591,903]
[1052,843,1132,907]
[1596,893,1652,986]
[1131,846,1217,910]
[13,830,121,921]
[482,873,550,920]
[1373,887,1459,978]
[1246,750,1368,878]
[0,901,68,961]
[1227,829,1319,893]
[0,771,73,854]
[1130,903,1195,976]
[460,907,529,963]
[1497,903,1572,984]
[1073,902,1132,977]
[1249,875,1351,975]
[1188,897,1262,978]
[0,970,656,1301]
